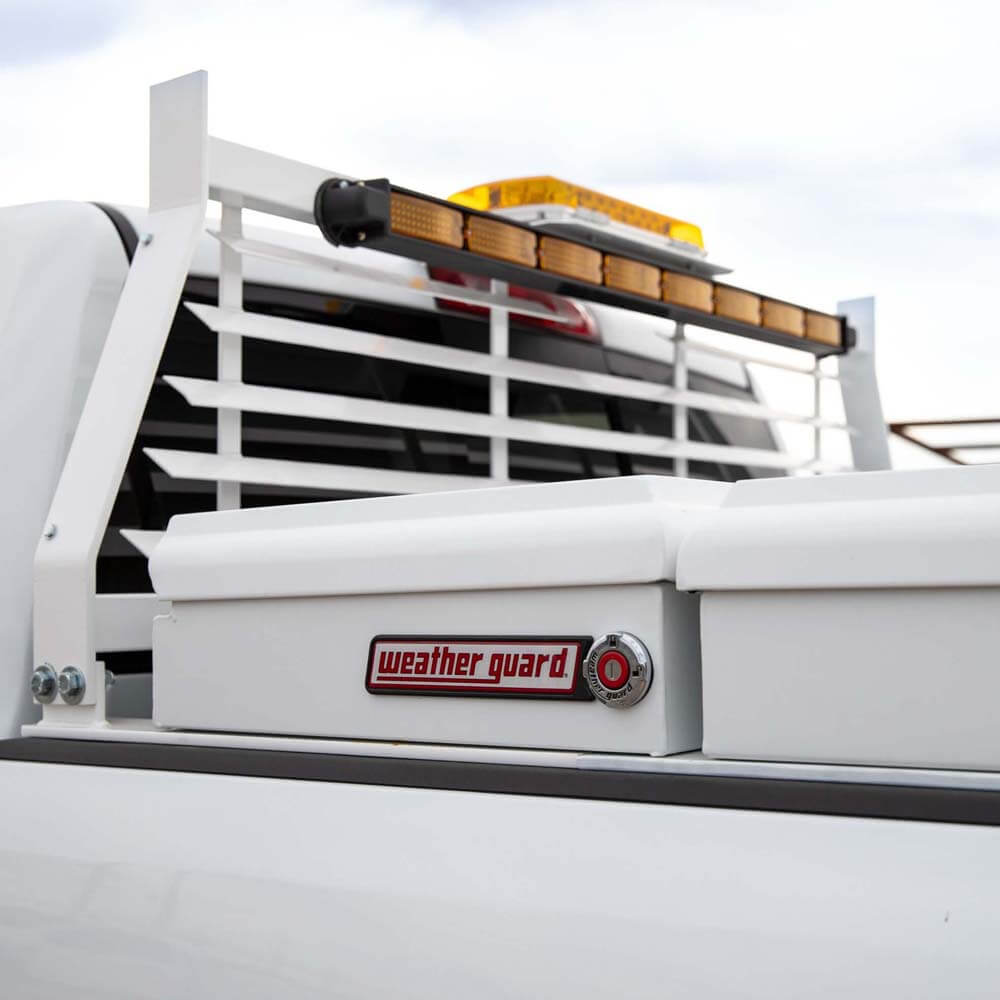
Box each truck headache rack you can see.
[29,71,889,730]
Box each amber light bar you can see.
[314,179,849,355]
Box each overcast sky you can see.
[1,0,997,466]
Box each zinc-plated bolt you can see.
[30,664,58,704]
[43,523,57,540]
[140,232,154,247]
[57,666,86,705]
[105,670,116,689]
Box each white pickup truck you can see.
[3,72,996,999]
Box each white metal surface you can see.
[679,464,1000,770]
[214,231,578,323]
[207,137,353,223]
[0,201,129,738]
[119,529,164,558]
[216,200,242,510]
[187,304,847,428]
[837,296,891,470]
[3,758,999,999]
[673,324,689,477]
[153,582,702,753]
[150,477,720,752]
[149,476,725,600]
[162,374,808,471]
[94,595,170,653]
[145,447,510,495]
[699,587,1000,770]
[677,464,1000,590]
[489,279,510,481]
[31,71,208,725]
[20,717,1000,792]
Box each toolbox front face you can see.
[153,582,703,755]
[700,588,1000,771]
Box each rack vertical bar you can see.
[217,199,243,510]
[489,280,510,482]
[674,324,689,478]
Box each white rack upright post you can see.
[489,280,510,482]
[217,198,243,510]
[813,357,823,471]
[31,71,209,726]
[673,323,688,478]
[837,296,891,471]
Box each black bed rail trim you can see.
[2,737,999,826]
[92,203,139,262]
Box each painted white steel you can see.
[119,529,165,558]
[145,447,508,495]
[94,595,169,653]
[216,200,242,510]
[215,232,580,324]
[673,324,688,477]
[150,478,719,752]
[837,296,891,470]
[208,137,353,224]
[162,375,803,471]
[0,202,129,738]
[153,583,703,754]
[680,464,1000,769]
[677,464,1000,591]
[32,71,208,722]
[187,304,848,430]
[22,717,1000,793]
[148,476,726,601]
[700,588,1000,770]
[489,280,509,481]
[3,759,1000,998]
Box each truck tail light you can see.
[429,267,598,340]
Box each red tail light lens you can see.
[428,267,598,340]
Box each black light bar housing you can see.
[314,178,853,357]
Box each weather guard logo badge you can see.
[366,636,593,699]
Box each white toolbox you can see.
[679,465,1000,771]
[150,476,725,754]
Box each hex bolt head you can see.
[57,666,86,705]
[30,664,58,704]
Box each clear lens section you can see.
[390,193,464,247]
[465,216,537,266]
[537,236,603,284]
[662,272,713,312]
[603,255,661,300]
[714,285,762,326]
[762,300,805,336]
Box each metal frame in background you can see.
[890,418,1000,464]
[29,70,889,731]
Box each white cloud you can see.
[1,0,997,441]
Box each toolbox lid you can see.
[677,465,1000,592]
[151,475,727,602]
